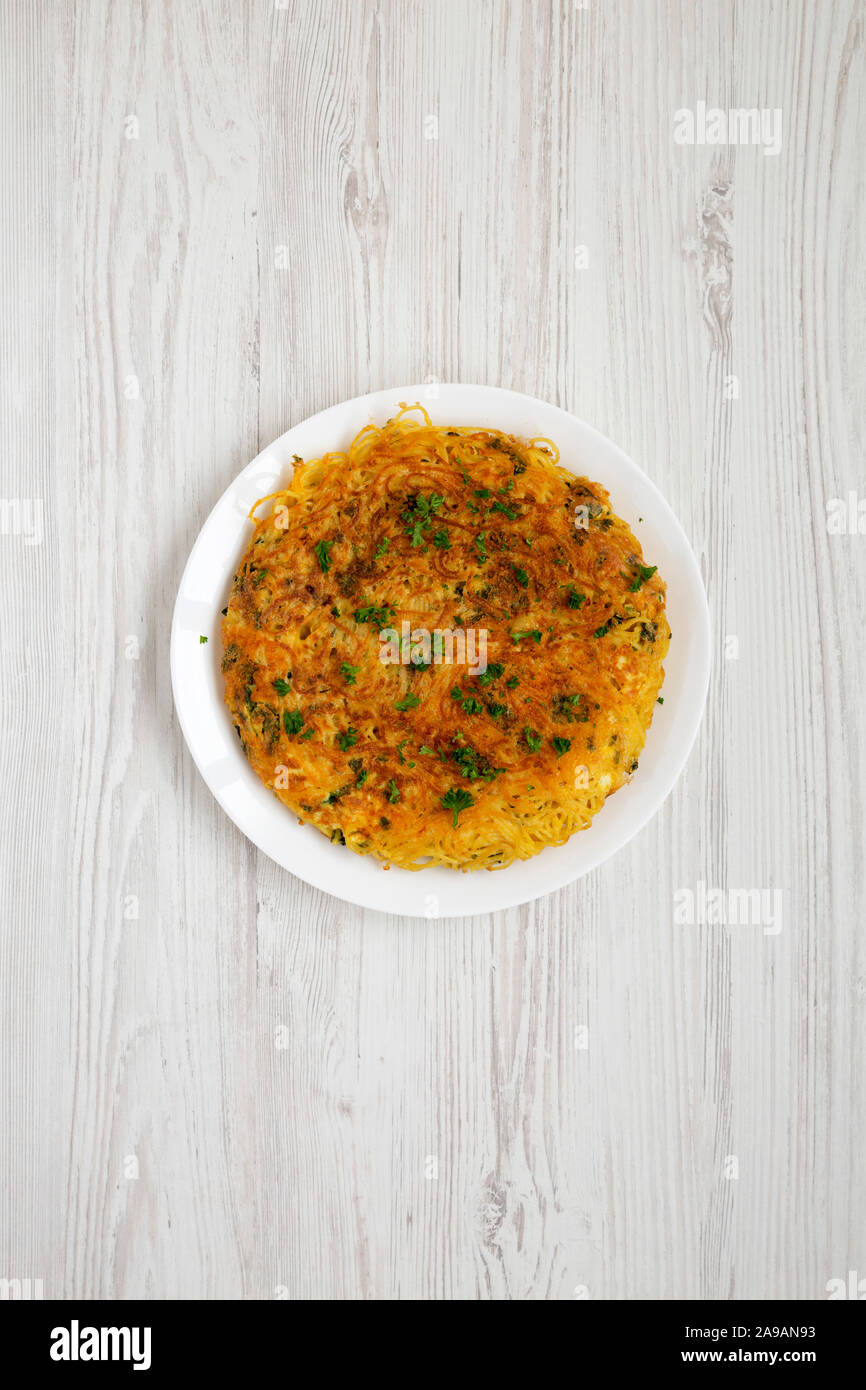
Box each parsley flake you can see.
[476,662,505,687]
[628,563,657,592]
[283,709,305,737]
[442,787,475,828]
[313,539,332,573]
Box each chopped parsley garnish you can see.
[512,566,529,588]
[374,537,390,558]
[402,492,444,547]
[451,687,483,715]
[386,779,400,804]
[340,662,361,684]
[273,676,292,695]
[490,500,518,519]
[592,620,612,638]
[511,629,542,644]
[354,600,396,626]
[313,539,332,573]
[552,736,571,757]
[432,529,451,550]
[355,768,369,787]
[567,588,587,609]
[524,726,542,752]
[394,691,421,711]
[282,709,305,737]
[474,533,488,564]
[487,702,507,719]
[506,675,519,688]
[338,727,358,751]
[199,635,208,644]
[442,787,475,828]
[450,743,504,781]
[476,662,505,686]
[628,563,657,592]
[657,696,664,705]
[552,693,588,722]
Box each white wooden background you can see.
[1,0,863,1301]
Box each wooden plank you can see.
[0,0,862,1300]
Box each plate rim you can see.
[171,383,711,918]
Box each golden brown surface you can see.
[221,407,669,870]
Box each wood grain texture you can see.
[0,0,863,1300]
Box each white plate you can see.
[171,384,710,917]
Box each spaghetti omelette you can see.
[221,406,669,871]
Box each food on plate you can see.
[221,406,669,870]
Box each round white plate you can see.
[171,384,710,917]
